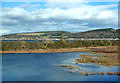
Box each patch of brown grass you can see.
[76,46,119,67]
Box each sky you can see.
[1,0,119,35]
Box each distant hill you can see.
[71,28,119,38]
[2,28,119,40]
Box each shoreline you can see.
[1,46,119,67]
[0,47,90,54]
[0,46,117,54]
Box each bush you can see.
[1,40,119,51]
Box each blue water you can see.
[2,40,43,42]
[2,40,79,42]
[2,52,119,81]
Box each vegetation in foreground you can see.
[58,64,120,76]
[76,46,119,67]
[1,40,119,51]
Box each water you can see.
[2,40,42,42]
[2,40,79,42]
[2,52,119,81]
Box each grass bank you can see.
[1,47,89,53]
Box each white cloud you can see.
[1,2,118,34]
[43,21,56,25]
[97,10,116,19]
[0,29,10,35]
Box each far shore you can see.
[0,46,115,54]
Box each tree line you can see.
[1,40,119,51]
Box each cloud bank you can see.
[1,1,118,34]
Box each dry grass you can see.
[76,46,119,67]
[1,47,89,54]
[17,33,45,36]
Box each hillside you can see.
[72,28,118,38]
[2,28,119,40]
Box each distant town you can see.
[1,28,120,41]
[1,37,119,41]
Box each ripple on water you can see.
[2,52,119,81]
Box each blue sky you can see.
[1,1,118,35]
[2,2,118,9]
[2,2,47,9]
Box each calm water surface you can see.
[2,52,119,81]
